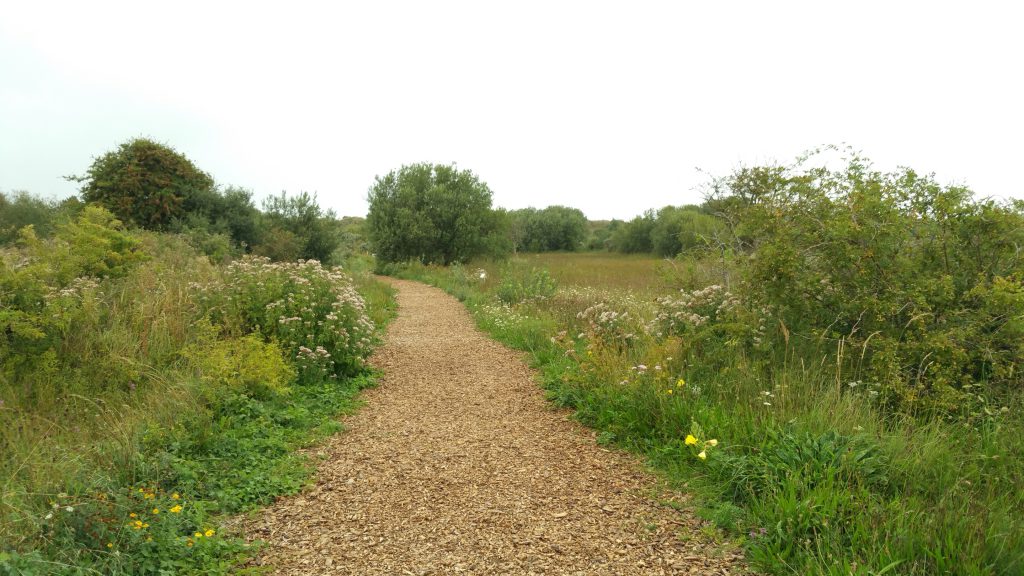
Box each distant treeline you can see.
[503,205,725,257]
[4,137,732,264]
[2,138,367,263]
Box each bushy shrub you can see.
[496,266,557,305]
[708,151,1024,417]
[609,211,655,253]
[1,207,146,385]
[187,334,295,400]
[71,138,216,231]
[367,163,503,265]
[197,256,375,378]
[0,192,83,244]
[258,192,339,263]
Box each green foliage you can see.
[257,191,339,263]
[199,256,377,378]
[709,150,1024,417]
[1,222,395,574]
[72,138,216,231]
[510,205,588,252]
[1,206,147,386]
[0,191,83,244]
[496,265,557,305]
[606,206,724,257]
[609,210,655,253]
[187,333,295,399]
[367,163,502,265]
[585,219,621,250]
[176,186,264,259]
[650,205,723,257]
[391,243,1024,576]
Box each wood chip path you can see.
[242,279,746,575]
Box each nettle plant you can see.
[197,256,375,380]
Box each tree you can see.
[257,191,339,263]
[650,205,723,257]
[511,206,588,252]
[70,138,215,231]
[610,211,655,253]
[367,163,501,265]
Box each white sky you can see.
[1,1,1021,220]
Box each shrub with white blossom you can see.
[197,256,376,379]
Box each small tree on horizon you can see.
[367,163,501,265]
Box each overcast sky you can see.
[2,1,1021,220]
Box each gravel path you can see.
[243,279,745,575]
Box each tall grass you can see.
[390,254,1024,576]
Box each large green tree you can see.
[71,138,215,231]
[510,205,588,252]
[367,163,501,265]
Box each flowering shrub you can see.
[576,302,642,349]
[198,256,375,379]
[654,285,740,335]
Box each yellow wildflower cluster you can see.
[664,378,686,395]
[685,433,719,461]
[186,529,216,547]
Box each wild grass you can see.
[390,254,1024,576]
[512,252,667,294]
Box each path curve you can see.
[244,279,744,575]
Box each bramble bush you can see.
[708,149,1024,418]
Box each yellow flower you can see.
[152,508,159,515]
[685,434,698,446]
[194,532,203,538]
[676,379,685,387]
[707,439,718,447]
[129,513,137,518]
[186,540,194,547]
[666,389,673,395]
[205,529,215,537]
[171,493,180,500]
[106,542,113,549]
[169,505,183,514]
[698,450,707,460]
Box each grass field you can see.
[512,252,669,293]
[392,252,1024,576]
